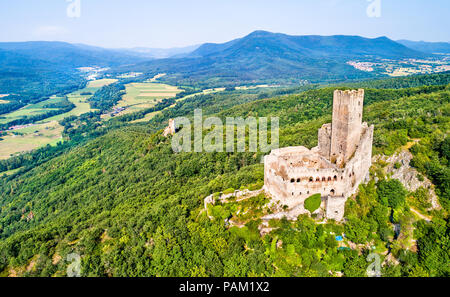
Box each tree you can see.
[377,179,407,209]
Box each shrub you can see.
[223,188,235,194]
[377,179,407,209]
[304,193,322,213]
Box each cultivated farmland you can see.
[112,82,181,117]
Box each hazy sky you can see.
[1,0,449,48]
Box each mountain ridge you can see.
[114,31,431,87]
[397,39,450,54]
[188,31,425,60]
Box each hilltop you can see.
[116,31,430,87]
[0,73,448,277]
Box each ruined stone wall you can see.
[330,89,364,167]
[264,147,351,209]
[263,122,373,219]
[318,123,331,159]
[342,123,374,193]
[163,118,176,136]
[263,89,373,221]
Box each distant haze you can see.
[0,0,449,48]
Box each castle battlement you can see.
[264,89,373,221]
[333,89,364,106]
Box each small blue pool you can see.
[338,247,351,251]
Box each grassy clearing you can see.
[39,94,95,123]
[37,79,118,123]
[0,79,118,159]
[0,121,63,159]
[0,167,23,176]
[0,96,63,124]
[0,94,9,103]
[86,78,118,88]
[129,87,228,123]
[113,82,181,117]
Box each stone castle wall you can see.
[330,89,364,167]
[163,119,176,136]
[263,89,373,221]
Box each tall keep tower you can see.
[329,89,364,167]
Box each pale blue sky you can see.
[0,0,448,48]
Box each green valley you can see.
[0,72,448,277]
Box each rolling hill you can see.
[397,40,450,54]
[116,31,430,87]
[119,44,201,59]
[0,73,448,277]
[0,41,147,68]
[0,41,149,111]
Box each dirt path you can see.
[410,207,432,222]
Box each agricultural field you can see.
[0,78,117,158]
[38,78,117,122]
[129,85,275,123]
[85,78,117,88]
[0,121,63,159]
[111,81,181,117]
[129,86,224,123]
[0,94,9,104]
[40,94,92,122]
[0,96,63,124]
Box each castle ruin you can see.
[163,118,176,137]
[263,89,374,221]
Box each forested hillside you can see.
[0,41,148,117]
[115,31,431,88]
[0,73,448,277]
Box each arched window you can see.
[328,176,332,181]
[330,189,335,195]
[333,175,337,181]
[297,178,301,183]
[309,177,313,182]
[316,177,320,182]
[322,177,326,182]
[290,178,295,183]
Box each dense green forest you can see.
[0,72,448,277]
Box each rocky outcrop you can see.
[374,149,440,210]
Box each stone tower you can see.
[163,118,176,136]
[264,88,373,221]
[329,89,364,167]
